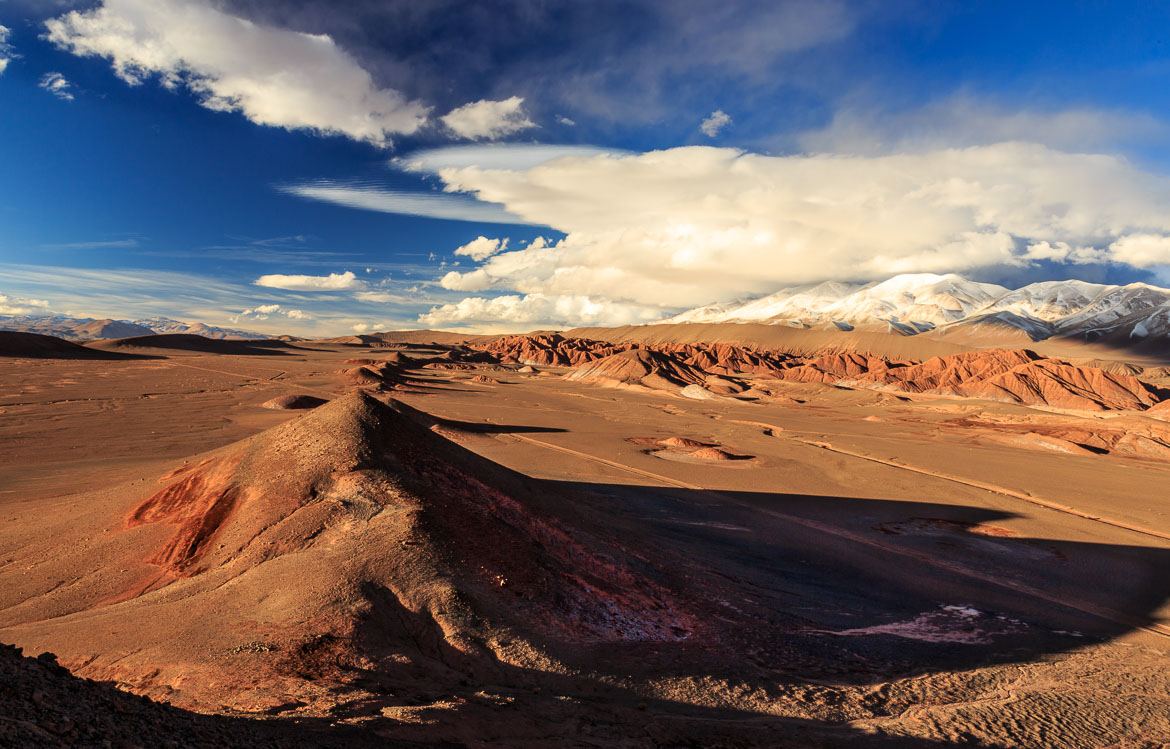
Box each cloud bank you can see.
[425,143,1170,326]
[419,293,661,331]
[45,0,428,146]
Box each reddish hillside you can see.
[774,348,1161,411]
[1,393,702,714]
[565,348,710,390]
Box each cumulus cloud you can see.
[1108,234,1170,268]
[39,72,74,100]
[45,0,428,146]
[254,271,365,291]
[0,25,14,75]
[428,143,1170,322]
[441,96,536,140]
[237,303,311,321]
[418,293,662,330]
[0,293,51,315]
[700,110,732,137]
[453,236,508,261]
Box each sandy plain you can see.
[1,333,1168,747]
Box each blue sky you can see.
[3,1,1170,335]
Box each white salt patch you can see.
[942,605,981,617]
[810,605,1015,645]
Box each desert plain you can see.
[1,327,1169,748]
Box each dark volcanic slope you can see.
[0,643,292,748]
[0,331,150,360]
[87,334,292,355]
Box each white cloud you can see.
[557,116,576,126]
[453,236,508,261]
[700,110,731,138]
[39,72,74,100]
[354,290,415,303]
[0,25,14,75]
[42,238,139,249]
[237,303,311,321]
[441,96,536,140]
[1022,241,1107,265]
[418,293,662,331]
[0,263,425,337]
[45,0,428,146]
[397,143,626,173]
[0,293,51,315]
[277,181,529,224]
[1108,234,1170,268]
[427,143,1170,322]
[253,271,365,291]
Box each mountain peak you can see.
[656,273,1170,344]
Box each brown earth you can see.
[0,330,150,360]
[1,333,1169,747]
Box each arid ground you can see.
[1,329,1169,747]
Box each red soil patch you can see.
[127,459,242,574]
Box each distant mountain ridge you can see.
[0,314,268,341]
[659,273,1170,347]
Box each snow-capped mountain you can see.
[0,314,268,341]
[132,317,268,339]
[657,273,1170,345]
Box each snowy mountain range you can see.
[658,273,1170,346]
[0,314,268,341]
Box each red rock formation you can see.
[565,349,708,390]
[476,333,1165,412]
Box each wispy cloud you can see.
[277,180,535,225]
[39,72,74,100]
[42,238,138,249]
[396,143,627,173]
[0,263,429,336]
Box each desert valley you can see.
[3,276,1170,746]
[6,2,1170,746]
